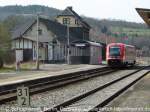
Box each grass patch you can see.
[0,66,15,72]
[0,61,37,72]
[20,61,36,70]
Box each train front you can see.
[106,43,124,67]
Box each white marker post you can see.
[17,86,30,107]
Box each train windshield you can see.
[109,47,121,56]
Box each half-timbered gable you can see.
[56,6,91,40]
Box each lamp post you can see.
[67,25,70,64]
[105,34,108,45]
[36,13,39,70]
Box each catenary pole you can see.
[67,25,70,64]
[36,13,39,70]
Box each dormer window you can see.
[63,18,70,25]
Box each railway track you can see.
[44,66,150,112]
[0,67,116,104]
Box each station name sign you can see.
[75,44,86,47]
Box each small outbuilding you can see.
[70,40,102,64]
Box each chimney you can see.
[67,6,73,10]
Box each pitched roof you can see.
[40,18,83,43]
[11,17,83,43]
[136,8,150,26]
[58,7,74,16]
[57,7,91,29]
[11,19,36,40]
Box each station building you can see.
[11,7,91,63]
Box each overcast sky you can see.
[0,0,149,23]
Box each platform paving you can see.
[0,64,105,86]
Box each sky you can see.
[0,0,149,23]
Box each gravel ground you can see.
[30,69,137,108]
[61,70,149,112]
[0,69,137,111]
[107,72,150,112]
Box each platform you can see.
[107,72,150,111]
[0,64,105,86]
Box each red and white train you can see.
[106,43,136,67]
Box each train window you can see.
[109,47,121,56]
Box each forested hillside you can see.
[0,5,61,20]
[0,5,148,33]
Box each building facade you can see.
[11,7,91,63]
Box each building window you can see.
[63,18,70,25]
[75,19,79,25]
[38,29,42,35]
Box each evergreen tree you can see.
[0,22,11,68]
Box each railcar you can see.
[106,43,136,67]
[70,40,102,64]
